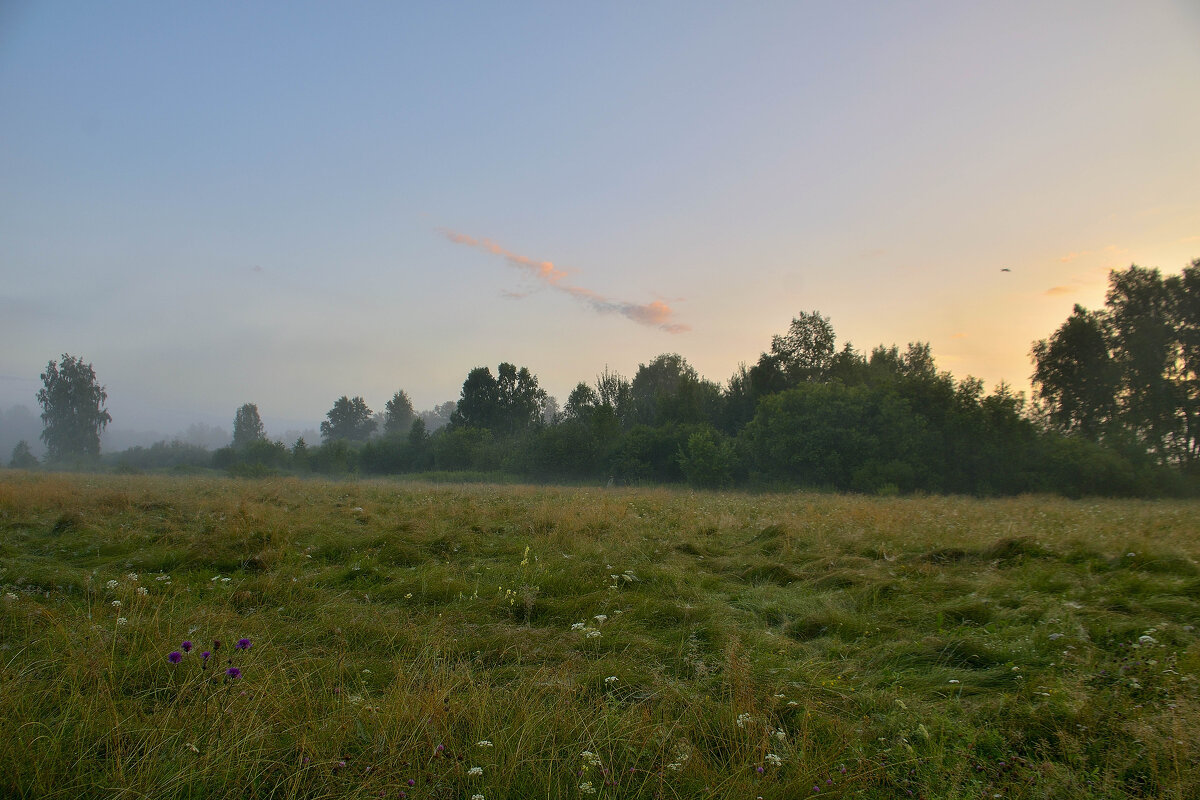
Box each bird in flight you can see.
[1000,268,1011,272]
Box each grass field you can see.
[2,471,1199,799]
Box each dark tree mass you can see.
[36,354,111,462]
[21,259,1198,498]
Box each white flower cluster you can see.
[468,766,483,777]
[765,752,783,767]
[136,586,149,596]
[604,675,619,685]
[580,751,603,768]
[736,712,751,729]
[106,580,119,590]
[476,740,493,748]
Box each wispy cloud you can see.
[1044,286,1074,296]
[1058,250,1090,263]
[440,229,689,333]
[1058,244,1129,263]
[951,332,968,339]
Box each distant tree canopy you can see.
[9,440,38,469]
[1032,261,1200,468]
[232,403,266,449]
[384,390,416,436]
[451,363,547,435]
[37,354,111,461]
[320,396,376,442]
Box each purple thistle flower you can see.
[226,667,241,679]
[181,640,193,652]
[236,638,251,650]
[407,779,415,787]
[167,651,183,664]
[757,766,765,774]
[201,650,211,660]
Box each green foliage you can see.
[383,390,415,436]
[320,396,376,442]
[677,427,738,488]
[8,439,38,469]
[451,363,547,435]
[36,353,112,461]
[112,440,212,473]
[231,403,266,449]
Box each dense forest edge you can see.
[8,261,1200,499]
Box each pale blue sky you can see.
[2,2,1198,436]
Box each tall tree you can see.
[451,363,547,434]
[232,403,266,449]
[1105,266,1180,459]
[320,396,376,442]
[769,311,837,384]
[36,354,111,461]
[1031,304,1119,441]
[1172,260,1200,466]
[384,390,416,436]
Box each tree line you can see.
[14,260,1199,497]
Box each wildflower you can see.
[949,679,960,684]
[580,751,602,767]
[571,622,586,631]
[405,593,413,599]
[408,779,415,786]
[136,586,148,596]
[111,600,121,608]
[579,781,596,794]
[236,638,251,650]
[116,617,128,625]
[1139,634,1158,645]
[736,712,751,729]
[471,795,484,800]
[756,766,764,774]
[604,676,618,684]
[211,575,221,582]
[585,629,601,639]
[126,573,138,581]
[155,574,170,581]
[477,740,493,747]
[594,614,607,623]
[226,667,241,679]
[106,580,119,590]
[5,593,17,601]
[201,650,211,660]
[168,651,183,664]
[774,728,786,741]
[181,640,193,652]
[221,577,231,583]
[468,766,483,776]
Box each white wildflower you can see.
[211,575,221,582]
[468,766,483,777]
[585,629,601,639]
[949,679,961,684]
[4,593,16,601]
[106,580,119,590]
[593,614,607,624]
[476,740,493,747]
[116,617,128,625]
[736,712,751,729]
[578,782,596,795]
[765,752,783,767]
[1139,635,1158,645]
[136,586,148,596]
[666,762,682,771]
[773,728,786,741]
[604,676,619,684]
[471,795,484,800]
[126,573,138,581]
[220,577,231,583]
[111,600,121,608]
[155,574,171,581]
[580,751,602,767]
[571,622,586,631]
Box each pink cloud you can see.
[1044,286,1073,296]
[440,228,689,333]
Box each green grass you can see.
[2,471,1199,798]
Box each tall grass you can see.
[1,471,1198,798]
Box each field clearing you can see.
[2,472,1199,799]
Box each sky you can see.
[2,1,1198,439]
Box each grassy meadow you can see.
[2,472,1199,799]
